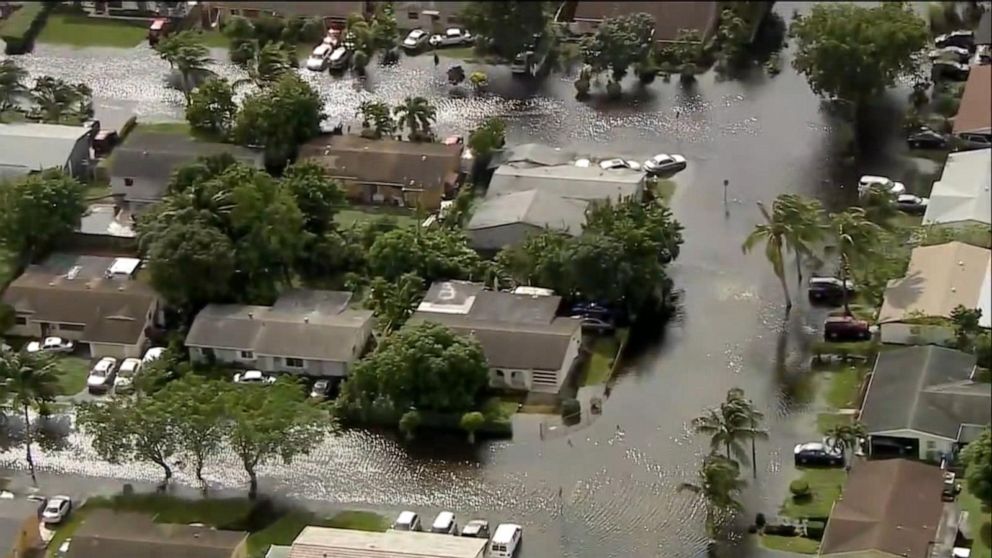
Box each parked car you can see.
[430,511,458,534]
[895,194,929,214]
[114,358,142,392]
[147,18,171,46]
[306,43,333,71]
[573,158,592,167]
[233,370,276,384]
[942,471,962,502]
[402,29,429,51]
[322,28,342,48]
[41,495,72,524]
[429,27,473,47]
[932,60,971,81]
[142,346,165,365]
[935,30,975,50]
[309,379,331,399]
[599,158,641,171]
[93,129,119,157]
[808,277,855,305]
[87,357,118,393]
[490,523,523,558]
[643,153,687,175]
[858,175,906,197]
[793,442,844,467]
[510,50,535,75]
[956,132,992,150]
[26,336,75,354]
[907,127,948,149]
[573,315,616,333]
[928,46,971,62]
[461,519,490,538]
[823,315,871,342]
[392,510,422,531]
[328,46,351,70]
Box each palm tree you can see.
[0,59,28,114]
[725,388,768,479]
[827,208,883,316]
[774,194,826,286]
[357,100,395,139]
[30,77,90,124]
[0,351,60,484]
[742,201,793,310]
[394,96,437,142]
[234,41,292,90]
[158,32,212,105]
[860,185,899,227]
[692,407,750,465]
[678,455,747,537]
[825,421,867,465]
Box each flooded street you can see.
[0,4,922,557]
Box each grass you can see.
[135,121,225,143]
[758,534,820,554]
[37,13,149,48]
[192,28,231,48]
[482,396,519,423]
[961,486,992,558]
[335,207,418,228]
[324,510,389,531]
[84,181,112,201]
[780,468,846,520]
[578,335,621,386]
[86,493,254,527]
[54,356,90,396]
[816,412,852,435]
[823,364,868,409]
[46,510,85,557]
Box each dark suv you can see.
[808,277,855,305]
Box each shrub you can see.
[1,2,51,55]
[806,520,826,540]
[223,15,254,40]
[755,512,767,529]
[789,479,811,499]
[763,523,798,536]
[561,398,580,418]
[300,17,325,43]
[934,94,961,117]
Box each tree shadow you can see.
[0,411,73,455]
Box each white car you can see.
[598,158,641,171]
[306,43,332,71]
[142,346,165,365]
[858,175,906,196]
[928,46,970,62]
[402,28,429,50]
[87,357,118,393]
[26,336,75,354]
[429,27,473,47]
[42,495,72,524]
[233,370,276,384]
[431,511,458,534]
[392,510,422,531]
[643,153,687,175]
[114,358,142,392]
[573,158,592,167]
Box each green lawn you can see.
[758,534,820,554]
[192,28,231,48]
[824,364,868,409]
[335,207,418,228]
[780,468,846,519]
[816,412,852,435]
[37,13,149,48]
[46,510,85,557]
[86,493,254,527]
[961,487,992,558]
[325,510,389,531]
[54,356,90,396]
[84,181,112,201]
[578,335,621,386]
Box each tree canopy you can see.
[0,171,86,265]
[233,74,324,166]
[368,226,485,283]
[185,77,237,138]
[962,427,992,507]
[461,1,548,59]
[581,13,655,83]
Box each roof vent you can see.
[248,312,254,320]
[65,265,82,280]
[304,316,309,324]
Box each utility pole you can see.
[723,179,729,207]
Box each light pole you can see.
[723,179,729,207]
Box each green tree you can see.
[223,15,255,41]
[368,226,483,283]
[460,411,486,444]
[352,50,370,75]
[357,100,397,139]
[467,117,506,167]
[30,77,92,123]
[146,218,236,310]
[398,410,422,441]
[0,59,28,113]
[692,407,749,465]
[824,421,867,466]
[0,351,59,484]
[461,1,548,59]
[581,13,655,95]
[678,455,747,538]
[790,3,928,129]
[157,31,213,105]
[281,162,346,236]
[158,376,228,487]
[950,306,983,351]
[370,3,399,51]
[235,40,294,89]
[185,77,237,138]
[772,194,826,286]
[233,74,324,166]
[365,273,425,334]
[976,333,992,370]
[225,380,331,498]
[338,322,489,414]
[393,96,437,142]
[827,208,884,315]
[724,388,768,479]
[469,71,488,93]
[962,427,992,507]
[860,185,900,227]
[0,171,86,266]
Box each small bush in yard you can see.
[790,479,811,499]
[806,520,826,540]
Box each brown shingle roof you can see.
[954,64,992,135]
[572,1,719,42]
[300,135,462,191]
[820,459,944,557]
[67,510,247,558]
[207,1,365,20]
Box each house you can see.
[0,499,42,558]
[567,1,720,43]
[923,148,991,229]
[300,134,463,212]
[408,281,583,393]
[0,122,92,180]
[72,204,138,255]
[1,253,161,359]
[107,130,264,208]
[203,1,367,26]
[185,289,373,377]
[487,164,645,203]
[466,189,588,252]
[860,346,990,461]
[953,64,991,142]
[392,1,468,30]
[79,1,190,18]
[878,242,991,345]
[289,526,486,558]
[819,459,944,558]
[486,143,578,170]
[66,510,248,558]
[978,10,991,46]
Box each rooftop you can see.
[488,164,644,203]
[67,510,247,558]
[210,1,365,19]
[953,64,991,135]
[923,148,991,226]
[77,204,137,238]
[300,135,462,189]
[0,122,90,174]
[289,526,487,558]
[467,189,588,235]
[487,143,577,169]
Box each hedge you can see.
[1,2,53,55]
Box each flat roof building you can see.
[288,526,487,558]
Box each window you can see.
[408,11,419,19]
[286,357,304,368]
[240,350,254,359]
[926,440,937,449]
[124,178,134,187]
[59,323,85,332]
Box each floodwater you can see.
[1,3,928,557]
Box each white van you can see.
[430,511,458,534]
[489,523,522,557]
[392,511,421,531]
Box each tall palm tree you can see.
[859,185,899,227]
[394,96,437,141]
[157,32,212,105]
[827,208,883,316]
[678,455,747,537]
[774,194,826,286]
[0,59,28,114]
[692,407,750,465]
[0,351,60,484]
[725,388,768,479]
[233,41,293,90]
[825,421,867,466]
[742,201,793,310]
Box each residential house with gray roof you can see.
[107,130,263,209]
[860,346,991,462]
[392,1,468,30]
[66,510,248,558]
[486,143,578,170]
[0,122,92,180]
[408,281,583,393]
[185,289,373,377]
[487,164,645,204]
[467,189,588,252]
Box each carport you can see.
[868,435,919,459]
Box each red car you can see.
[823,315,871,342]
[148,18,170,46]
